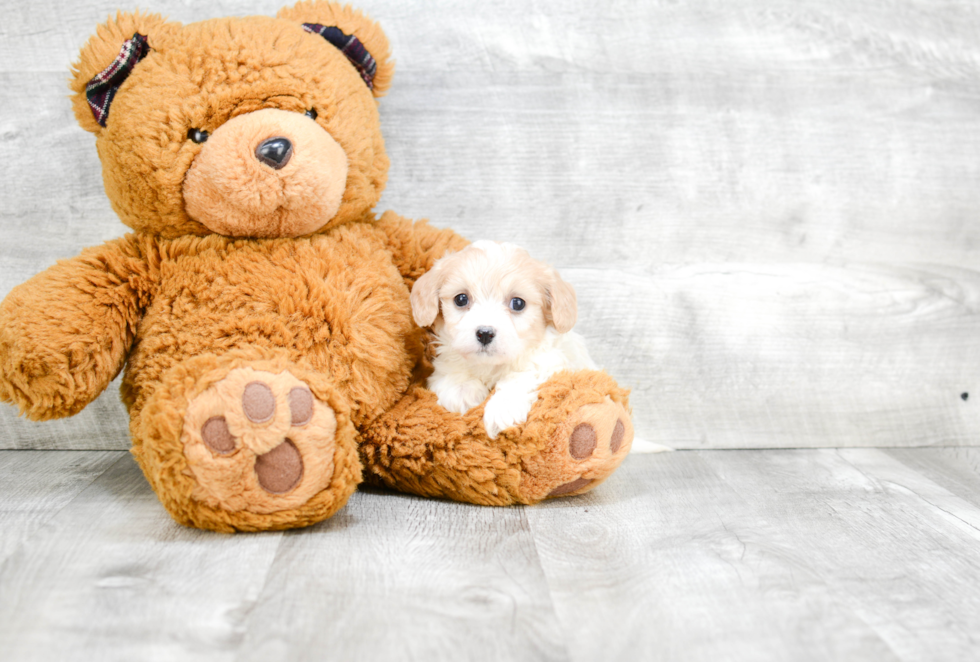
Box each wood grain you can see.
[577,262,980,448]
[526,452,898,662]
[0,450,120,564]
[700,449,980,661]
[886,447,980,509]
[236,490,567,662]
[3,1,980,449]
[5,448,980,660]
[0,454,285,661]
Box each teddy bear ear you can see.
[277,1,395,97]
[69,12,176,134]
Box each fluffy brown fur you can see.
[0,1,634,531]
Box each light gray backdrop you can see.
[2,0,979,450]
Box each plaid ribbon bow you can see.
[302,23,377,90]
[85,33,150,127]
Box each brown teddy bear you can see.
[0,1,634,532]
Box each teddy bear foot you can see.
[133,353,362,532]
[519,395,634,502]
[181,367,342,515]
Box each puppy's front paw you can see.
[435,380,490,415]
[483,389,536,439]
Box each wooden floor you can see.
[0,449,978,660]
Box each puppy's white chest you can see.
[429,329,596,438]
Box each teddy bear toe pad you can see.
[182,368,337,514]
[522,396,634,501]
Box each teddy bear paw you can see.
[180,367,339,514]
[519,396,633,502]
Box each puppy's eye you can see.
[454,293,469,307]
[304,108,318,120]
[188,128,209,144]
[510,297,526,312]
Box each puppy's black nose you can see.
[476,327,496,346]
[255,137,293,169]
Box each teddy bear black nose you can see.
[255,137,293,169]
[476,327,496,346]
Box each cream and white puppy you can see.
[411,241,596,439]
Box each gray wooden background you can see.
[2,0,980,450]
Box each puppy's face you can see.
[411,241,577,365]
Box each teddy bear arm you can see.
[0,236,150,420]
[373,210,470,290]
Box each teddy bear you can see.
[0,1,634,532]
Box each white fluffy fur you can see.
[410,241,597,439]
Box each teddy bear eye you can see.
[510,297,526,312]
[187,128,209,144]
[453,293,468,308]
[304,108,318,120]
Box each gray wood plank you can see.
[839,448,980,536]
[236,489,568,662]
[586,262,980,449]
[3,448,980,660]
[699,448,980,661]
[525,452,898,662]
[0,450,121,564]
[885,447,980,510]
[0,454,285,662]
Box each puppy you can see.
[411,241,596,439]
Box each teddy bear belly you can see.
[121,236,418,428]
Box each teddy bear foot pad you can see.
[521,396,634,502]
[181,367,339,515]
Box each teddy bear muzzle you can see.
[182,108,348,238]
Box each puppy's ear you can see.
[545,269,578,334]
[410,261,445,327]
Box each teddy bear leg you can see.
[514,370,634,501]
[130,350,361,532]
[360,370,633,506]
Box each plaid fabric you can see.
[302,23,377,90]
[85,33,150,127]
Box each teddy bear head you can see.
[69,1,395,239]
